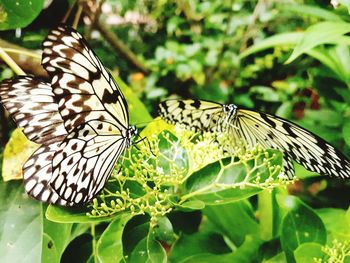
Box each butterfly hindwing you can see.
[50,120,128,204]
[23,142,72,206]
[159,99,223,132]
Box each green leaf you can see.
[338,0,350,14]
[175,200,205,211]
[316,208,350,242]
[129,230,167,263]
[169,232,230,262]
[114,76,152,125]
[0,180,42,263]
[157,130,189,177]
[181,149,283,205]
[2,128,39,181]
[41,217,74,263]
[286,22,350,63]
[46,205,112,223]
[279,4,344,22]
[342,120,350,148]
[96,214,133,263]
[173,235,263,263]
[280,196,326,263]
[0,0,44,30]
[264,252,287,262]
[42,221,89,262]
[239,32,303,59]
[203,201,259,246]
[153,216,176,244]
[122,216,150,257]
[294,162,319,179]
[307,45,350,82]
[294,243,325,263]
[303,109,343,128]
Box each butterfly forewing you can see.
[159,99,350,179]
[233,109,350,178]
[0,76,67,144]
[42,25,129,133]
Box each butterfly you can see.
[0,25,137,206]
[158,99,350,179]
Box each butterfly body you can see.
[159,99,350,179]
[0,25,136,206]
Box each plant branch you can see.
[82,3,150,74]
[0,39,47,77]
[94,20,150,74]
[91,223,98,262]
[258,189,274,241]
[0,47,25,75]
[72,4,83,29]
[239,0,267,53]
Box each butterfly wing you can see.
[0,76,67,144]
[0,77,72,204]
[158,99,223,132]
[51,120,128,204]
[41,25,133,204]
[23,143,73,206]
[42,25,129,133]
[232,109,350,178]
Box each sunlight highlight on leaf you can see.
[2,128,39,181]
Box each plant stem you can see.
[0,47,25,75]
[91,223,98,262]
[1,48,41,59]
[73,4,83,29]
[258,189,273,241]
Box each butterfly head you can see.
[223,104,237,118]
[127,125,137,138]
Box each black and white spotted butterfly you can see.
[0,25,137,206]
[159,99,350,179]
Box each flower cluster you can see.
[88,123,291,225]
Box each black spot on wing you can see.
[190,100,201,109]
[102,89,120,104]
[259,113,276,128]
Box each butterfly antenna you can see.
[134,134,156,157]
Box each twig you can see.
[239,0,267,53]
[0,47,25,75]
[1,47,41,59]
[0,39,47,77]
[85,0,105,41]
[63,0,77,23]
[82,2,150,74]
[95,20,150,74]
[72,4,83,29]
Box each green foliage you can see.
[0,0,44,30]
[1,0,350,262]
